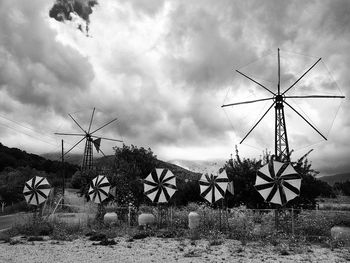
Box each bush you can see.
[295,210,350,237]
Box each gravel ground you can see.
[1,237,350,263]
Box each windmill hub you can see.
[275,95,284,102]
[275,95,284,109]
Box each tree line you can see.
[0,142,340,209]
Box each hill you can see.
[0,142,78,176]
[41,152,87,166]
[319,173,350,186]
[168,159,225,174]
[96,155,201,181]
[156,159,201,181]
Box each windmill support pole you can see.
[275,209,279,231]
[61,139,65,206]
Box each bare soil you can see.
[1,237,350,263]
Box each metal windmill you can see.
[222,49,345,162]
[55,108,123,172]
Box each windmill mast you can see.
[275,48,290,162]
[55,108,123,173]
[222,49,344,164]
[82,136,94,172]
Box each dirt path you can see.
[1,237,350,263]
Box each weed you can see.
[51,222,83,241]
[207,229,224,246]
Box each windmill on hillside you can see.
[55,108,123,172]
[222,49,345,162]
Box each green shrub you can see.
[226,210,255,241]
[9,214,54,236]
[294,210,350,237]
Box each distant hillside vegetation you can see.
[41,152,86,166]
[96,155,201,181]
[319,173,350,186]
[0,142,78,176]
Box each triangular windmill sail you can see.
[199,170,229,204]
[226,180,234,195]
[143,168,177,203]
[23,176,51,206]
[255,160,301,206]
[93,138,101,153]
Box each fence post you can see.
[291,208,295,236]
[128,203,131,227]
[275,209,279,231]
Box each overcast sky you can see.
[0,0,349,176]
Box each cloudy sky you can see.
[0,0,349,176]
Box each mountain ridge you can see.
[319,173,350,186]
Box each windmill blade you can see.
[87,107,96,133]
[91,135,123,142]
[222,97,274,108]
[64,136,86,156]
[284,100,327,140]
[90,118,118,135]
[69,114,87,134]
[54,132,86,136]
[278,48,281,94]
[285,95,345,99]
[236,70,275,95]
[282,58,322,95]
[240,102,275,144]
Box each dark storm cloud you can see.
[319,0,350,35]
[163,2,254,89]
[49,0,98,34]
[0,0,94,116]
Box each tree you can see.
[224,147,267,208]
[111,144,158,207]
[333,181,350,196]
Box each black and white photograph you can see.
[0,0,350,262]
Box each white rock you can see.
[104,212,118,224]
[138,213,155,226]
[331,226,350,242]
[188,212,200,229]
